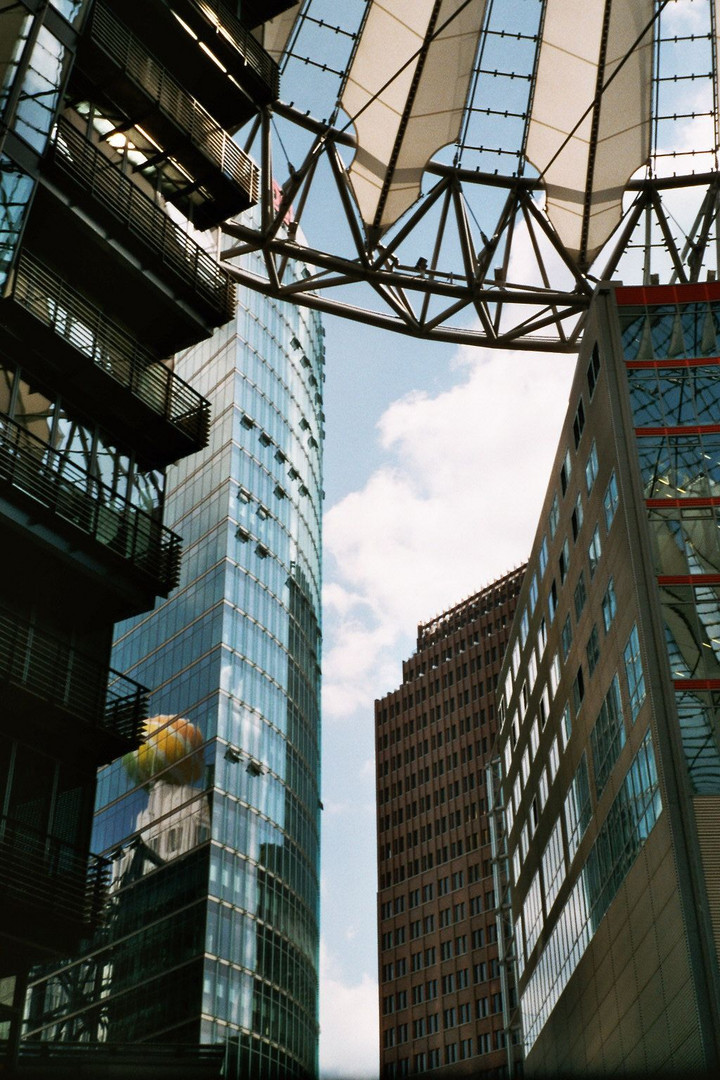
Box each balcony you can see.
[4,251,211,467]
[40,117,235,349]
[0,413,181,598]
[103,0,279,128]
[78,4,259,228]
[0,606,147,759]
[0,815,109,955]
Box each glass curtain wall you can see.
[25,239,324,1080]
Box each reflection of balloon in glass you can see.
[124,715,204,786]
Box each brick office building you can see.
[376,567,525,1079]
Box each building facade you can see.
[24,234,325,1080]
[495,282,720,1075]
[376,567,525,1080]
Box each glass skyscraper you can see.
[25,240,324,1080]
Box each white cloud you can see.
[319,942,379,1079]
[322,347,576,720]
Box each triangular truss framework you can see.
[221,105,720,352]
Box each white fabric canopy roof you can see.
[340,0,487,233]
[525,0,654,267]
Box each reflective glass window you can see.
[588,525,602,579]
[602,578,617,633]
[624,624,646,721]
[591,675,625,798]
[585,440,599,493]
[603,471,619,531]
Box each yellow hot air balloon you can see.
[124,714,204,786]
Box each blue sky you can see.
[318,310,576,1075]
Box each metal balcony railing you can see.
[48,117,235,322]
[187,0,279,97]
[0,815,109,929]
[0,414,181,595]
[10,251,210,451]
[0,606,147,745]
[90,4,259,204]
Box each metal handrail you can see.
[0,606,147,744]
[90,4,259,203]
[187,0,279,94]
[48,118,235,321]
[0,815,109,927]
[11,250,210,448]
[0,414,181,594]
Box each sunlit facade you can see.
[495,282,720,1075]
[24,235,324,1078]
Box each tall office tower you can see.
[376,567,525,1080]
[24,230,324,1080]
[494,282,720,1076]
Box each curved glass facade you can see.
[25,245,324,1079]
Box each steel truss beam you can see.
[221,105,720,351]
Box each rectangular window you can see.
[539,536,549,576]
[561,614,573,660]
[539,766,549,808]
[520,608,529,645]
[604,471,619,531]
[587,343,601,398]
[585,440,599,493]
[529,572,539,612]
[528,648,538,690]
[541,818,566,911]
[591,675,625,797]
[560,449,572,497]
[588,525,602,579]
[426,979,437,1000]
[549,493,560,537]
[586,625,600,677]
[537,616,548,657]
[549,737,560,780]
[574,572,587,621]
[564,752,592,860]
[523,871,544,955]
[572,665,585,713]
[550,652,561,696]
[549,579,558,623]
[573,397,585,449]
[559,537,570,583]
[624,624,646,721]
[571,491,584,542]
[602,578,617,633]
[530,717,540,758]
[561,703,572,750]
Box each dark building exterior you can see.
[376,567,525,1080]
[494,282,720,1076]
[0,0,292,1063]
